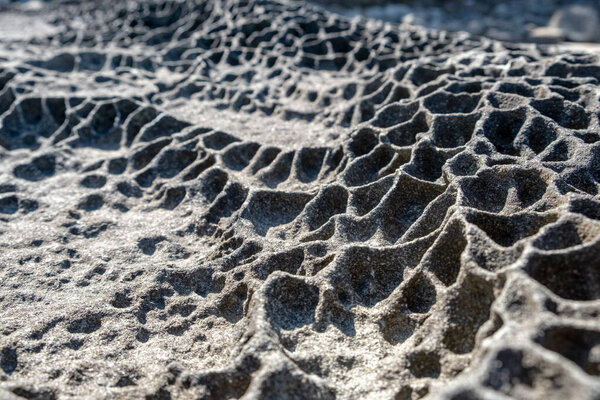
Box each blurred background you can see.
[313,0,600,44]
[1,0,599,45]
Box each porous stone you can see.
[0,1,599,399]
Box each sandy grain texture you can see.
[0,1,600,399]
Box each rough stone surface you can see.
[0,1,600,399]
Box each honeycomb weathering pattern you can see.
[1,0,600,399]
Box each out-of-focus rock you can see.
[529,26,564,43]
[549,4,599,42]
[486,27,516,42]
[364,4,411,21]
[466,20,485,36]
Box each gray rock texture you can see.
[0,0,600,399]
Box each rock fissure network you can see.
[0,0,599,399]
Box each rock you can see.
[529,25,564,43]
[0,389,22,400]
[549,4,599,42]
[466,20,485,36]
[0,0,600,399]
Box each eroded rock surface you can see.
[0,1,600,399]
